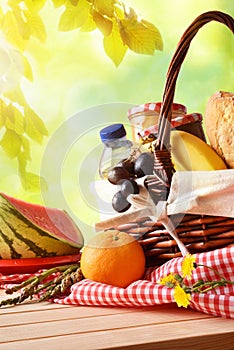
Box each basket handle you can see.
[147,11,234,205]
[157,11,234,150]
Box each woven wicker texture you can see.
[111,215,234,266]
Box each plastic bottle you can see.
[99,123,135,179]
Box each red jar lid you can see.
[172,113,203,127]
[128,102,187,117]
[139,113,203,137]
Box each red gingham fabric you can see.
[1,247,233,318]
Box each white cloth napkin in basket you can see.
[95,170,234,256]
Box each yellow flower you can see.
[182,254,196,280]
[174,285,191,308]
[158,273,177,287]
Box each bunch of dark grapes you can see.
[107,152,154,213]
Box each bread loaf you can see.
[205,91,234,168]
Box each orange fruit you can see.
[80,230,146,288]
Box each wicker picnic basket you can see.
[99,11,234,267]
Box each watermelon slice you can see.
[0,193,84,259]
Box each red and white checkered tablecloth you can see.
[1,247,233,319]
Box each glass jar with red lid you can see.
[128,102,206,142]
[128,102,187,141]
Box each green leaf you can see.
[13,108,25,135]
[20,171,48,192]
[80,12,97,32]
[18,150,27,175]
[52,0,69,8]
[23,172,40,191]
[70,0,79,5]
[95,0,115,17]
[3,85,27,108]
[18,152,47,191]
[120,17,163,55]
[5,104,25,135]
[125,7,138,21]
[0,129,22,158]
[18,148,45,193]
[113,3,124,19]
[93,10,112,36]
[21,135,31,161]
[103,19,127,67]
[141,19,163,51]
[24,10,47,42]
[10,3,31,41]
[59,0,90,31]
[24,0,47,12]
[0,6,4,25]
[22,54,34,81]
[2,11,26,50]
[0,100,7,129]
[4,104,15,129]
[24,106,48,144]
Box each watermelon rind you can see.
[0,193,84,259]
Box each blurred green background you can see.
[1,0,233,241]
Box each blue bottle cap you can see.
[100,124,126,142]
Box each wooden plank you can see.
[0,301,72,313]
[0,304,139,326]
[1,289,233,350]
[0,305,212,343]
[0,317,233,350]
[0,303,209,327]
[0,288,209,323]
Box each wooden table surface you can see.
[0,289,233,350]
